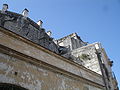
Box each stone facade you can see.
[0,4,119,90]
[68,43,102,75]
[0,27,105,90]
[57,33,119,90]
[0,9,59,54]
[56,33,87,53]
[57,35,119,90]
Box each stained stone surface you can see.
[0,11,59,54]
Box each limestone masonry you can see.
[0,4,119,90]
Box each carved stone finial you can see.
[47,31,52,37]
[95,44,99,49]
[22,8,29,17]
[37,20,43,28]
[2,4,8,13]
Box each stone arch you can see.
[0,83,28,90]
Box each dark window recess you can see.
[0,83,28,90]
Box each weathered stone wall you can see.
[0,52,104,90]
[0,27,105,90]
[69,44,102,75]
[57,33,87,52]
[0,7,118,90]
[99,48,116,90]
[0,11,59,54]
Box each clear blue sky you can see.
[0,0,120,88]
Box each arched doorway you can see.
[0,83,28,90]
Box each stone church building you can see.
[0,4,118,90]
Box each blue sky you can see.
[0,0,120,88]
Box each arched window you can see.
[0,83,28,90]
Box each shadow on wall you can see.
[0,83,28,90]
